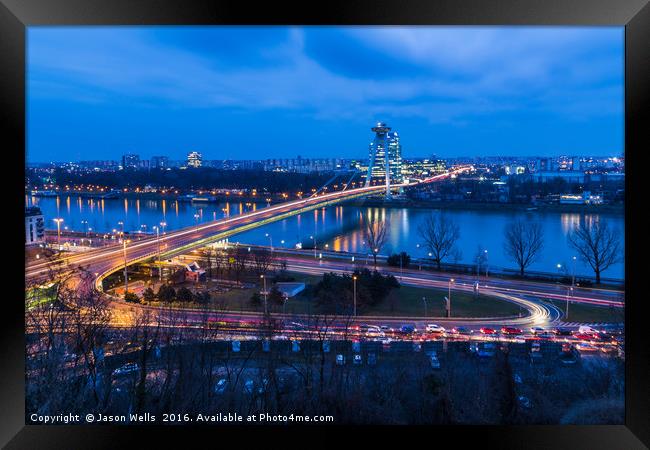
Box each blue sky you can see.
[27,26,624,162]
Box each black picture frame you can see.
[2,0,648,448]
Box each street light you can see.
[447,278,455,318]
[123,237,130,296]
[53,218,63,247]
[571,256,577,288]
[352,275,358,317]
[310,235,317,259]
[260,274,268,315]
[484,249,489,277]
[265,233,273,252]
[194,213,200,231]
[153,225,161,281]
[160,221,167,235]
[422,296,427,317]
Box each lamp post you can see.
[53,218,63,247]
[123,237,130,296]
[153,226,161,281]
[484,249,489,278]
[571,255,577,288]
[352,275,358,317]
[265,233,273,252]
[194,213,200,232]
[422,296,427,318]
[118,220,124,235]
[260,274,268,315]
[416,243,422,270]
[447,278,455,318]
[566,286,573,320]
[310,235,316,259]
[160,221,167,235]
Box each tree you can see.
[157,284,176,303]
[251,248,274,276]
[568,219,621,284]
[124,291,140,303]
[268,286,286,306]
[194,290,211,305]
[142,287,156,303]
[387,252,411,268]
[176,286,194,302]
[363,215,389,269]
[503,220,544,276]
[418,212,461,270]
[474,245,488,277]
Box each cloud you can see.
[27,26,623,126]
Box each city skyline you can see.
[27,26,623,162]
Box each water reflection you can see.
[29,195,624,278]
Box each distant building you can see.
[187,151,202,168]
[151,156,169,169]
[402,158,446,180]
[25,207,45,245]
[559,191,603,205]
[121,154,140,170]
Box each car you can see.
[353,354,362,365]
[257,378,269,394]
[559,349,579,365]
[529,342,543,359]
[477,343,496,357]
[243,379,254,394]
[573,333,597,341]
[578,325,599,335]
[501,326,522,335]
[575,342,599,352]
[479,327,497,335]
[425,324,446,334]
[113,362,139,376]
[430,355,441,369]
[530,327,546,335]
[552,327,574,336]
[450,326,472,335]
[380,325,392,332]
[214,378,228,394]
[287,322,306,330]
[400,324,416,335]
[336,354,346,366]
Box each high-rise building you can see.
[365,122,403,196]
[151,156,169,169]
[121,154,140,170]
[187,151,202,168]
[25,207,45,245]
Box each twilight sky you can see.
[27,26,624,162]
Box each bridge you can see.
[25,167,471,293]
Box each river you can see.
[27,195,624,279]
